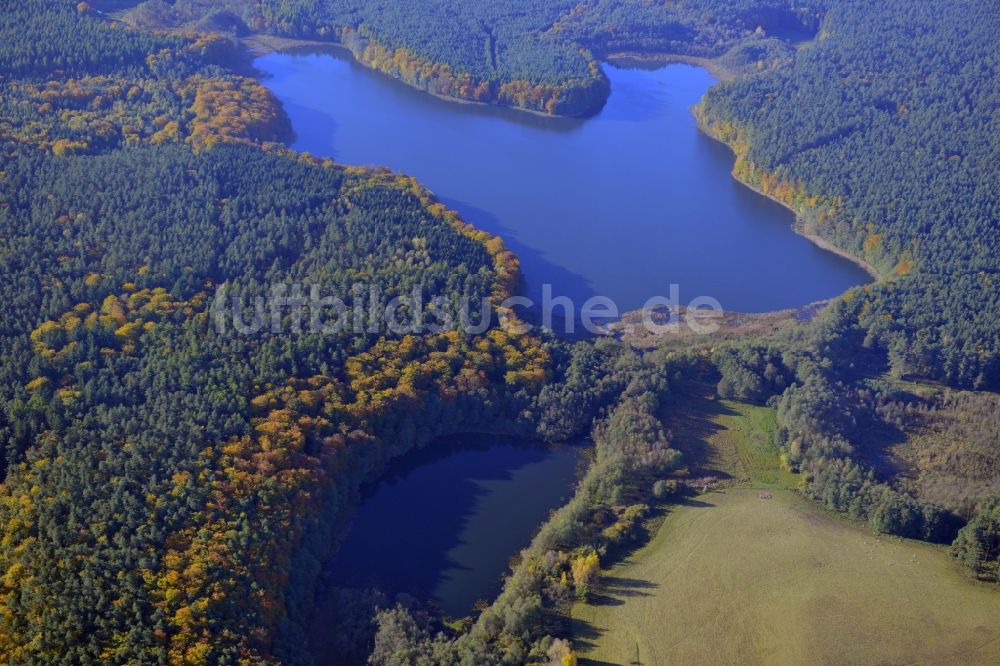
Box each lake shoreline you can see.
[247,33,878,285]
[243,33,339,58]
[743,181,882,281]
[608,51,879,283]
[244,33,739,116]
[242,32,607,118]
[605,50,882,287]
[606,51,736,83]
[693,115,883,281]
[256,49,873,317]
[609,300,832,346]
[307,433,589,660]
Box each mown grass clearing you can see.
[665,396,798,489]
[573,400,1000,665]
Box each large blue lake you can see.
[256,50,869,314]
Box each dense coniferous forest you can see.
[0,3,544,662]
[699,0,1000,388]
[1,1,998,664]
[690,0,1000,575]
[124,0,824,114]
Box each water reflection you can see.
[328,435,584,615]
[256,50,870,314]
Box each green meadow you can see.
[573,400,1000,665]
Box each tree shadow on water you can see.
[322,435,568,613]
[439,197,603,336]
[277,100,339,158]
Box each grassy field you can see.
[664,396,798,489]
[573,400,1000,665]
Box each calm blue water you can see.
[328,436,584,616]
[256,50,869,314]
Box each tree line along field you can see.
[573,399,1000,665]
[574,487,1000,665]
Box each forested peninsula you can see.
[0,1,998,665]
[122,0,825,117]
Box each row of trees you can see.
[711,307,962,542]
[364,345,695,663]
[951,501,1000,585]
[709,301,1000,566]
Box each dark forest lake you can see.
[256,50,870,314]
[325,436,584,616]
